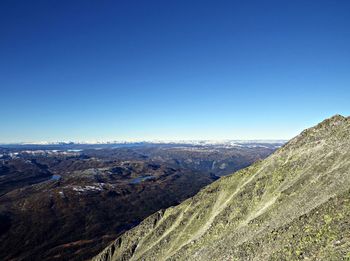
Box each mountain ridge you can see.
[92,114,350,261]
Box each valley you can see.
[0,142,279,260]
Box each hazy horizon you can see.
[0,139,289,145]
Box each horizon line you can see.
[0,139,288,145]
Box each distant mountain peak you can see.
[319,114,347,125]
[283,114,349,150]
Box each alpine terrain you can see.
[93,115,350,261]
[0,142,276,260]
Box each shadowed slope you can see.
[93,115,350,261]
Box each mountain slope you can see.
[92,115,350,261]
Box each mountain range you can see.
[93,115,350,261]
[0,142,275,260]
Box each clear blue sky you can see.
[1,0,349,142]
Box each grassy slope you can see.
[92,115,350,261]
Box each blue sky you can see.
[1,0,349,142]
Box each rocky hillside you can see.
[93,115,350,261]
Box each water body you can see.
[51,175,61,181]
[130,176,155,184]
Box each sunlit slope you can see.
[93,115,350,261]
